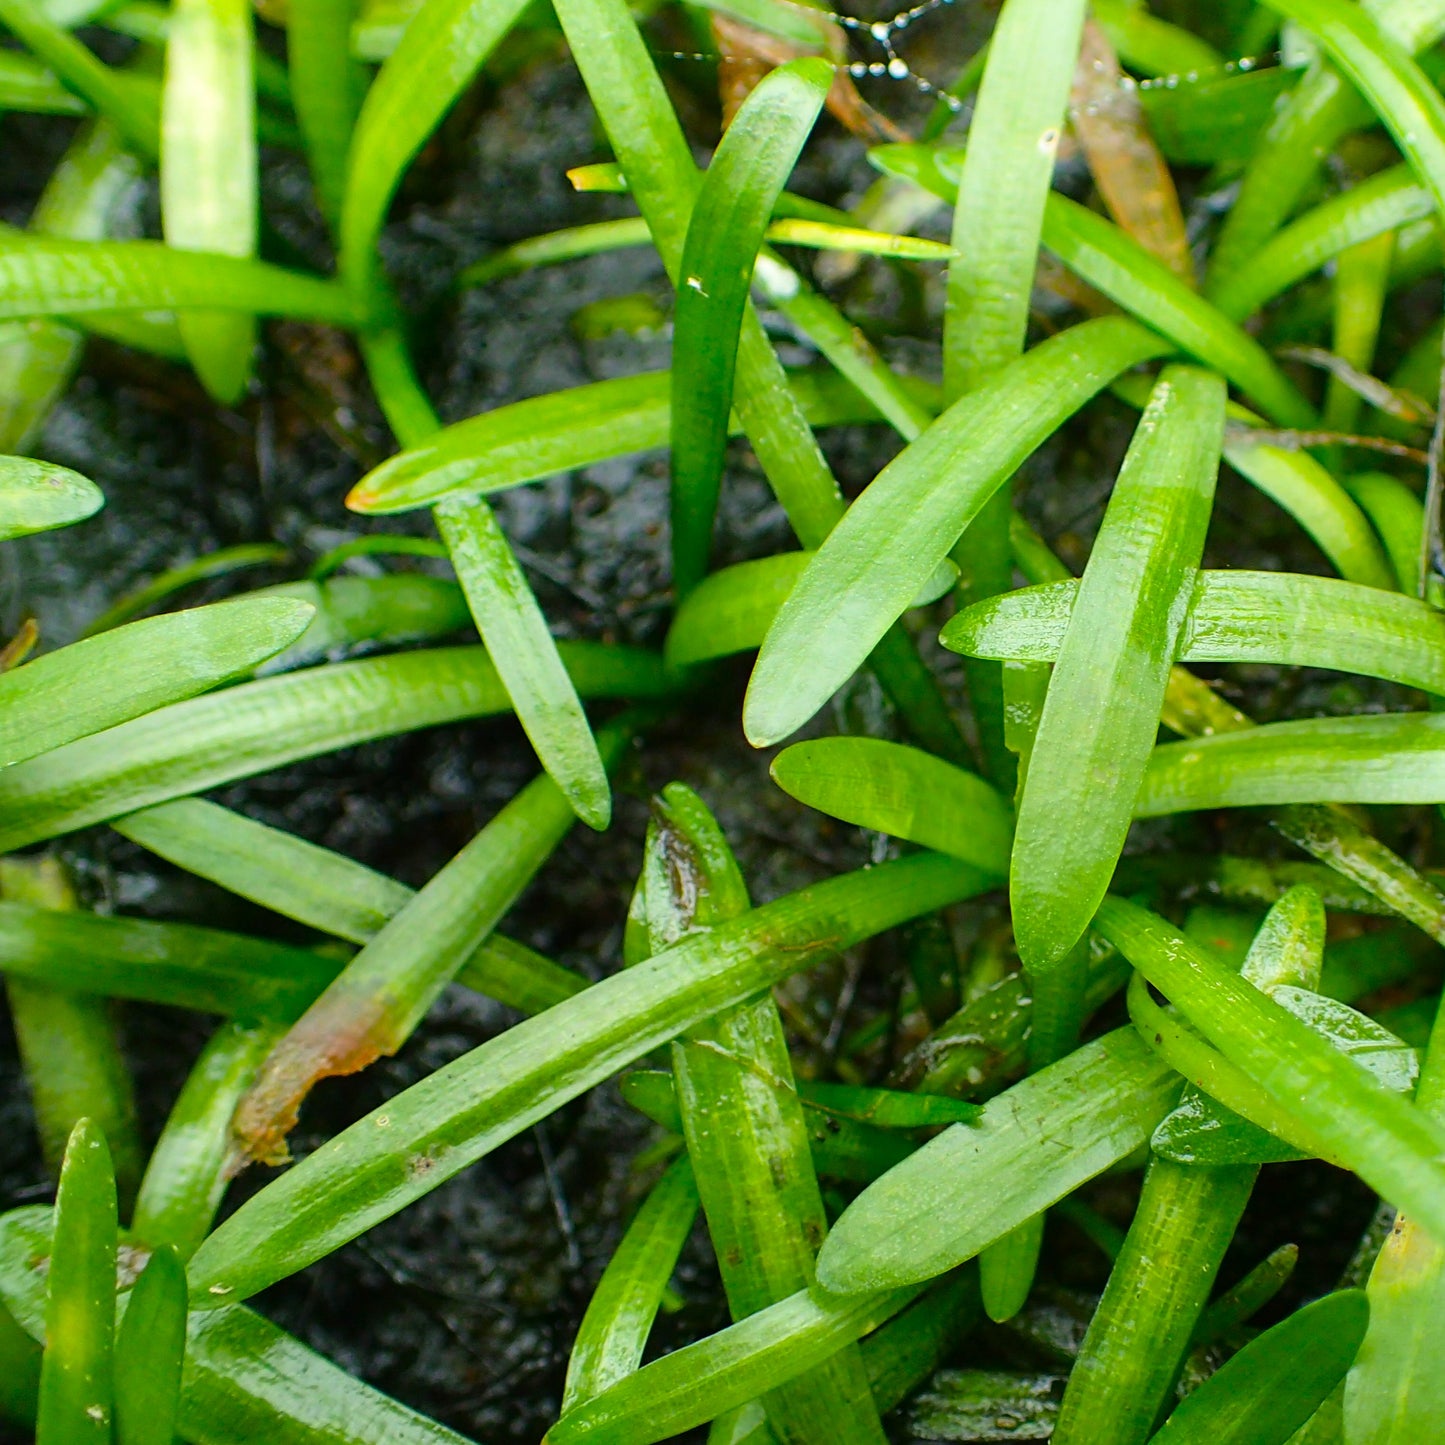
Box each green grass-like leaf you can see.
[1052,1158,1256,1445]
[0,0,157,153]
[0,642,668,853]
[744,316,1168,747]
[1209,165,1431,322]
[186,852,992,1305]
[770,737,1012,875]
[230,731,624,1167]
[1136,712,1445,814]
[1097,896,1445,1243]
[160,0,258,403]
[35,1120,115,1445]
[814,1028,1181,1293]
[1011,365,1224,1002]
[130,1020,282,1257]
[640,783,888,1441]
[0,241,358,325]
[435,496,612,827]
[287,0,362,232]
[348,367,911,514]
[0,454,101,539]
[0,1207,474,1444]
[113,1245,187,1445]
[0,596,313,766]
[562,1155,699,1410]
[1149,1290,1369,1444]
[111,797,587,1011]
[547,1280,925,1445]
[944,569,1445,693]
[338,0,530,298]
[1263,0,1445,223]
[670,58,830,595]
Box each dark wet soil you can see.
[0,19,1430,1445]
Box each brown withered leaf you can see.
[228,988,394,1170]
[1069,18,1193,285]
[0,618,39,672]
[710,12,909,141]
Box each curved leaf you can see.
[743,316,1169,747]
[1222,428,1395,590]
[1210,165,1431,321]
[0,901,341,1018]
[1040,194,1316,427]
[0,0,156,153]
[1,118,155,453]
[666,552,810,667]
[548,1282,921,1445]
[252,574,468,674]
[1097,896,1445,1245]
[338,0,532,297]
[130,1020,283,1257]
[1262,0,1445,222]
[770,737,1013,875]
[563,1155,699,1410]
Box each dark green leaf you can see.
[1149,1290,1369,1444]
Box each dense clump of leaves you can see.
[6,0,1445,1440]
